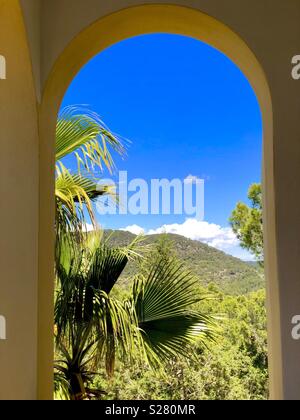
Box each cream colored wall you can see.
[39,0,300,90]
[0,0,39,400]
[20,0,41,99]
[3,0,300,399]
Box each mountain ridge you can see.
[105,230,264,295]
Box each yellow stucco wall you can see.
[39,4,278,401]
[0,0,299,399]
[0,0,39,400]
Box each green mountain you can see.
[105,230,265,295]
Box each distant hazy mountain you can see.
[105,230,265,295]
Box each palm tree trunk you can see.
[69,373,86,400]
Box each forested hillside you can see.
[97,233,268,400]
[105,230,265,295]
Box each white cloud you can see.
[121,224,145,236]
[83,223,103,232]
[121,218,255,261]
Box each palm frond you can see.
[56,162,114,210]
[55,162,115,245]
[56,106,125,175]
[54,106,126,248]
[86,246,129,295]
[54,371,72,400]
[92,291,141,377]
[133,256,217,366]
[55,239,146,382]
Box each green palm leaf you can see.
[55,237,217,399]
[55,238,145,390]
[56,106,125,174]
[54,106,125,245]
[55,163,115,250]
[55,162,114,222]
[86,246,129,295]
[133,257,216,366]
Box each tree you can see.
[99,288,268,401]
[55,106,125,252]
[54,233,216,400]
[230,183,263,265]
[53,107,217,401]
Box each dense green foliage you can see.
[95,285,268,401]
[54,234,216,400]
[93,237,268,401]
[105,230,265,295]
[230,183,264,265]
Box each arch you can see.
[39,4,278,399]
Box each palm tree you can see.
[53,106,216,400]
[55,106,125,251]
[54,233,216,400]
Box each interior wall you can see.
[39,0,300,92]
[0,0,39,400]
[19,0,41,100]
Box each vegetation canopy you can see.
[53,106,267,401]
[54,233,217,400]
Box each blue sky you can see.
[61,34,262,260]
